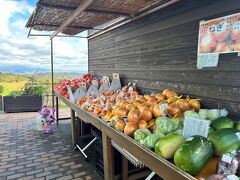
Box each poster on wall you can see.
[198,12,240,54]
[197,13,240,69]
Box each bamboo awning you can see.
[26,0,176,37]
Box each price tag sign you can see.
[92,80,98,88]
[110,73,121,90]
[227,175,238,180]
[66,85,74,103]
[231,150,237,156]
[222,154,232,164]
[113,73,120,80]
[235,132,240,140]
[183,117,210,139]
[160,103,168,110]
[123,117,128,123]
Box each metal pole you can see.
[51,38,54,108]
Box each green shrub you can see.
[0,85,3,94]
[8,90,22,96]
[22,85,47,96]
[7,74,47,97]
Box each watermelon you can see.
[210,117,234,130]
[208,128,240,156]
[235,122,240,131]
[154,133,185,159]
[174,136,213,176]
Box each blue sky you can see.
[0,0,88,73]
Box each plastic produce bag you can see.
[198,109,228,121]
[217,153,238,175]
[134,128,151,142]
[184,110,201,119]
[36,114,44,131]
[155,117,181,135]
[140,133,164,149]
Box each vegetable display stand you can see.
[3,96,42,113]
[54,91,196,180]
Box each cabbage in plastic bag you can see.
[140,133,164,149]
[207,109,228,121]
[155,117,181,135]
[199,109,208,119]
[134,128,151,142]
[184,110,201,119]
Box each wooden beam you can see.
[102,132,114,180]
[50,0,95,39]
[70,109,78,145]
[28,34,87,38]
[33,23,102,30]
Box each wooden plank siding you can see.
[89,0,240,118]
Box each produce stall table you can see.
[54,91,196,180]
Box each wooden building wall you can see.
[89,0,240,118]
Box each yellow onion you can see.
[167,96,178,104]
[126,104,137,111]
[148,119,156,132]
[115,120,126,131]
[155,93,166,102]
[146,98,158,107]
[188,99,201,111]
[153,104,168,118]
[138,120,148,129]
[132,100,142,106]
[137,104,148,112]
[163,89,177,99]
[119,100,129,109]
[176,99,190,112]
[167,103,181,117]
[140,108,153,121]
[124,122,138,137]
[116,107,129,119]
[127,110,141,124]
[112,105,120,116]
[136,95,147,103]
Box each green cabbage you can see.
[155,117,181,135]
[184,110,201,119]
[140,133,164,149]
[198,109,228,121]
[173,129,183,135]
[134,128,151,142]
[199,109,208,119]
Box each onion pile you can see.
[77,86,201,137]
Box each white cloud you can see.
[0,0,88,73]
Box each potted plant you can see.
[3,77,47,113]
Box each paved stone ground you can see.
[0,110,103,180]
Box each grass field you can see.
[0,73,69,108]
[0,81,27,96]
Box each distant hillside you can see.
[25,72,85,79]
[0,65,48,74]
[0,65,87,75]
[0,73,29,82]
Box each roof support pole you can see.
[50,0,94,39]
[51,38,54,108]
